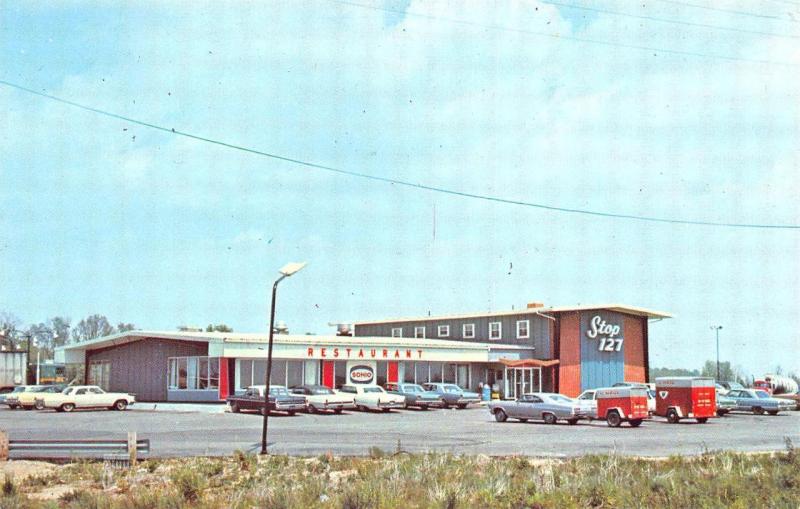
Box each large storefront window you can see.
[168,357,219,390]
[429,362,444,383]
[334,361,347,388]
[88,360,110,390]
[376,361,388,386]
[237,359,306,389]
[415,362,429,384]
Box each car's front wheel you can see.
[34,400,45,410]
[308,405,318,414]
[753,407,764,415]
[567,418,579,425]
[230,403,240,413]
[334,408,343,414]
[767,410,779,416]
[494,409,508,422]
[61,403,75,413]
[716,410,727,417]
[543,413,557,425]
[114,400,128,411]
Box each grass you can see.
[2,446,799,508]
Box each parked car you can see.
[772,393,800,411]
[384,382,443,410]
[0,386,14,406]
[227,385,306,415]
[19,384,66,410]
[488,393,586,424]
[337,384,406,412]
[421,383,480,409]
[716,391,737,416]
[4,385,43,409]
[289,384,354,414]
[725,389,795,415]
[38,385,135,412]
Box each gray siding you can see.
[355,312,552,358]
[86,338,208,402]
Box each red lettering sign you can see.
[406,350,412,358]
[370,349,376,358]
[307,347,314,357]
[394,349,400,358]
[358,349,365,358]
[333,348,339,358]
[417,349,423,359]
[346,348,352,358]
[382,349,388,358]
[321,348,327,358]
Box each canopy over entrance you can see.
[498,358,560,368]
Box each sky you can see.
[1,0,798,378]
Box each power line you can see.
[327,0,797,67]
[1,79,798,230]
[541,1,798,39]
[655,0,798,23]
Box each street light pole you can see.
[260,262,307,455]
[710,326,723,380]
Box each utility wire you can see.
[1,79,798,230]
[655,0,798,23]
[328,0,797,66]
[541,1,798,39]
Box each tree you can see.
[72,314,115,342]
[0,311,21,344]
[206,324,233,332]
[649,366,700,379]
[117,323,136,333]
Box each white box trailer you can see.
[0,351,27,388]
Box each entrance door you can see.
[506,367,542,399]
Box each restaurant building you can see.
[54,302,669,401]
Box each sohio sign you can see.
[349,365,374,384]
[585,315,623,352]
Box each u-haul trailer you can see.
[655,377,716,424]
[596,386,649,427]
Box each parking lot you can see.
[2,405,798,458]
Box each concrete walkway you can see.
[130,402,228,413]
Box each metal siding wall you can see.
[85,338,208,402]
[558,313,582,397]
[623,316,646,383]
[354,313,552,357]
[579,312,625,391]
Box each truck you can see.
[0,351,27,389]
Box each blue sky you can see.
[1,0,798,377]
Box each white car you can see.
[4,385,43,410]
[337,384,405,412]
[576,387,657,418]
[37,385,135,412]
[289,384,356,413]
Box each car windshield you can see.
[647,390,655,399]
[61,387,73,394]
[402,385,423,393]
[12,387,26,393]
[311,388,334,395]
[755,390,771,399]
[442,385,461,394]
[363,387,384,394]
[269,388,289,396]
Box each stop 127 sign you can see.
[349,365,374,384]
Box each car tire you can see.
[606,411,621,428]
[567,418,579,426]
[767,410,779,416]
[288,410,296,416]
[543,413,557,425]
[696,417,708,423]
[420,405,428,411]
[34,400,45,410]
[230,403,240,413]
[666,409,680,424]
[356,405,367,412]
[442,402,449,409]
[382,408,391,413]
[61,403,75,413]
[716,410,726,417]
[114,400,128,411]
[457,404,467,409]
[494,409,508,422]
[518,418,528,423]
[334,408,343,414]
[629,419,643,427]
[753,407,764,415]
[23,406,32,411]
[260,407,268,416]
[308,405,318,414]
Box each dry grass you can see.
[2,445,798,508]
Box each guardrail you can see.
[0,431,148,465]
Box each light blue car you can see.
[725,389,794,415]
[422,383,481,409]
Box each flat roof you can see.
[353,303,672,326]
[56,330,532,353]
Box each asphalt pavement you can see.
[1,405,798,458]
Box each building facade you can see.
[54,303,669,402]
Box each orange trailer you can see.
[596,386,649,427]
[655,377,716,424]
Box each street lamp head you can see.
[279,262,307,277]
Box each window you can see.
[437,325,449,337]
[414,326,426,338]
[339,386,356,394]
[516,320,530,339]
[391,328,403,337]
[489,322,502,340]
[167,357,221,390]
[88,360,111,390]
[463,323,475,339]
[76,388,87,395]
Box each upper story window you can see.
[516,320,530,339]
[437,325,449,337]
[463,323,475,339]
[391,328,403,337]
[489,322,502,340]
[414,326,426,338]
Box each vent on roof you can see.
[526,302,544,309]
[274,321,289,334]
[178,325,203,332]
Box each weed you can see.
[170,465,207,502]
[2,475,17,496]
[368,446,386,458]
